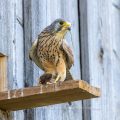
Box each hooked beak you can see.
[63,21,71,31]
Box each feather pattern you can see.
[29,19,74,84]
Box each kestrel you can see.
[29,19,74,84]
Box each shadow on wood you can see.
[0,80,100,111]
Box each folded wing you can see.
[29,39,44,70]
[61,40,74,80]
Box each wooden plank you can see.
[23,0,83,120]
[79,0,91,120]
[0,0,15,119]
[0,80,100,111]
[0,1,8,56]
[111,0,120,119]
[87,1,104,119]
[0,0,24,119]
[14,0,24,120]
[23,0,35,119]
[15,0,24,89]
[0,53,7,57]
[60,1,83,120]
[84,0,120,120]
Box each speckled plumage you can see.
[29,19,74,84]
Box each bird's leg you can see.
[54,58,66,83]
[54,74,61,83]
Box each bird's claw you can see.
[46,82,53,85]
[58,81,63,86]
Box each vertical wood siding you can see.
[79,1,91,120]
[23,0,82,120]
[0,0,120,120]
[111,0,120,119]
[81,0,120,120]
[0,0,24,119]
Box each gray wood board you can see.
[0,0,24,119]
[86,0,120,120]
[1,0,119,120]
[79,0,91,120]
[23,0,35,119]
[23,0,82,120]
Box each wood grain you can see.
[82,0,120,120]
[0,0,119,119]
[0,80,100,111]
[0,0,24,119]
[0,56,7,91]
[0,1,14,119]
[79,0,92,120]
[23,0,82,120]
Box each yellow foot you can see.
[54,75,60,83]
[46,82,53,84]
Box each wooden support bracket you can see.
[0,53,7,91]
[0,80,100,111]
[0,53,11,119]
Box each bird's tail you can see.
[65,70,73,81]
[65,70,74,105]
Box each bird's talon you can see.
[45,84,48,88]
[58,81,63,86]
[46,82,53,85]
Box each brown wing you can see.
[61,40,74,80]
[29,39,44,70]
[61,40,74,69]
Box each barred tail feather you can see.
[65,70,73,81]
[65,70,73,105]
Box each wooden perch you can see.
[0,80,100,111]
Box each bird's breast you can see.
[37,36,64,65]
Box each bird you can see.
[29,19,74,84]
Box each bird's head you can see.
[46,19,71,37]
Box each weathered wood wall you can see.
[23,0,82,120]
[80,0,120,120]
[0,0,120,120]
[0,0,24,119]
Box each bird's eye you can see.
[59,21,64,25]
